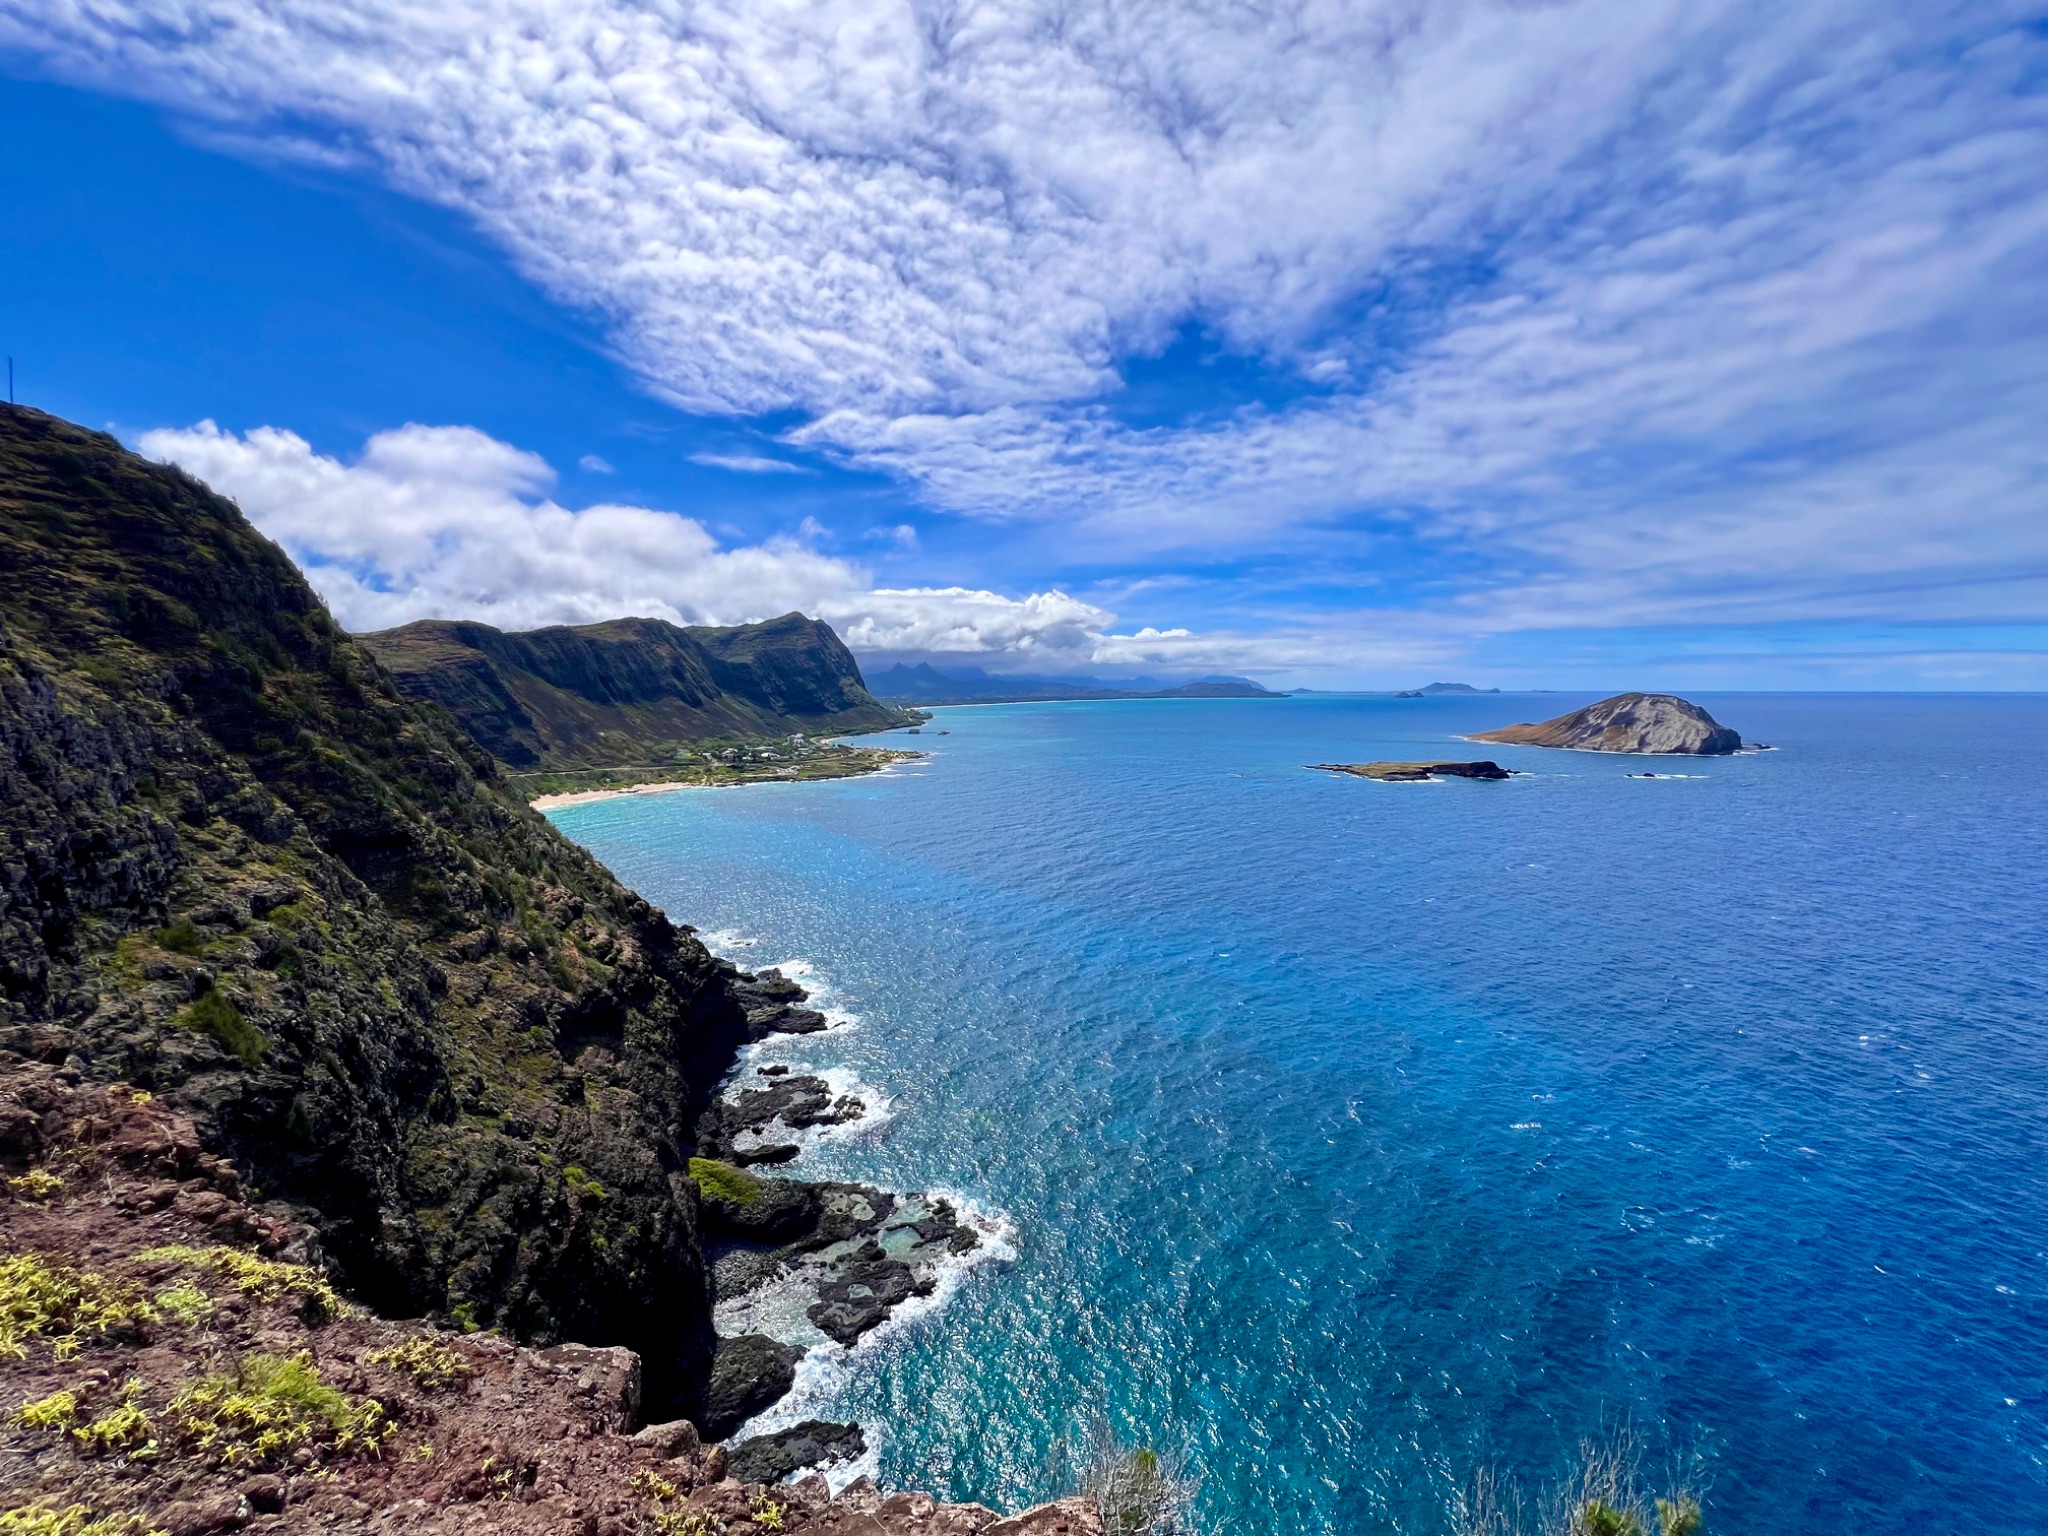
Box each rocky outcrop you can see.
[0,1067,1089,1536]
[359,614,916,770]
[1470,693,1742,755]
[0,404,760,1416]
[697,1066,866,1167]
[728,1421,868,1484]
[1310,761,1513,781]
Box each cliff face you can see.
[1470,692,1742,755]
[360,613,912,770]
[0,405,748,1414]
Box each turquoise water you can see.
[549,694,2048,1534]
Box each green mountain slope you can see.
[0,405,747,1413]
[359,613,915,771]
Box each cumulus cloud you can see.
[142,420,1296,668]
[13,0,2045,641]
[141,421,861,632]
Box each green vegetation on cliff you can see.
[358,613,918,774]
[0,404,750,1414]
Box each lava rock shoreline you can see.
[0,1063,1091,1536]
[687,965,993,1480]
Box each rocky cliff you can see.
[1469,692,1742,755]
[359,615,914,771]
[0,1066,1098,1536]
[0,405,755,1416]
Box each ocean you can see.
[546,692,2048,1534]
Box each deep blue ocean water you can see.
[548,693,2048,1535]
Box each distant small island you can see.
[1311,760,1513,781]
[870,661,1281,705]
[1393,681,1501,697]
[1469,692,1741,755]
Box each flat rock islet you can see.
[1310,760,1513,781]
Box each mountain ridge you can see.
[0,403,751,1415]
[360,612,915,771]
[868,661,1280,705]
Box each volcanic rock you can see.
[1470,692,1741,754]
[702,1334,802,1439]
[727,1420,869,1483]
[1310,761,1512,781]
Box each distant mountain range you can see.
[1394,681,1501,697]
[360,613,916,769]
[866,662,1283,705]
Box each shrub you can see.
[174,988,267,1068]
[153,1281,213,1325]
[139,1245,341,1322]
[71,1381,156,1460]
[152,919,204,956]
[687,1157,761,1207]
[1454,1423,1708,1536]
[6,1171,64,1203]
[169,1351,389,1467]
[11,1389,80,1431]
[0,1254,157,1360]
[564,1165,611,1201]
[363,1336,472,1391]
[0,1503,166,1536]
[1075,1421,1197,1536]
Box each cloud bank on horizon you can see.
[11,0,2047,679]
[143,419,1255,669]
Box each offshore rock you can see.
[1310,760,1512,781]
[698,1067,866,1164]
[1470,692,1742,754]
[727,1420,868,1484]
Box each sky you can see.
[2,1,2045,690]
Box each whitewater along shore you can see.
[0,405,1044,1533]
[686,965,1008,1476]
[0,1064,1093,1536]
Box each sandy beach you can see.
[529,778,702,811]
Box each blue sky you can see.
[3,2,2045,689]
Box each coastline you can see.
[680,937,1014,1486]
[531,776,702,810]
[527,746,924,809]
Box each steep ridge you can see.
[360,614,914,770]
[0,405,757,1415]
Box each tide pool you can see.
[549,693,2048,1535]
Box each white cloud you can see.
[689,452,815,475]
[577,454,614,473]
[141,420,860,633]
[141,420,1293,668]
[13,0,2045,642]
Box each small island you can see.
[1469,692,1742,755]
[1311,760,1513,781]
